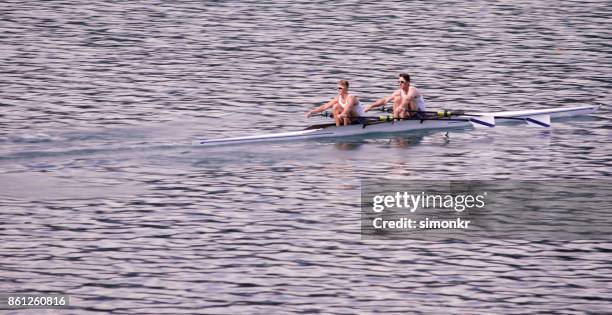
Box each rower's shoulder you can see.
[409,86,422,95]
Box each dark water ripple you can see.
[1,0,612,314]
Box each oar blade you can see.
[469,115,495,128]
[524,114,551,128]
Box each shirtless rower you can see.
[364,73,426,119]
[305,80,365,126]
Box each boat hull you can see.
[192,105,598,146]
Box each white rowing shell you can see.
[192,105,599,146]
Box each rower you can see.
[364,73,426,119]
[306,80,365,126]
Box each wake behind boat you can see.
[192,105,599,146]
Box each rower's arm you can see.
[364,92,395,112]
[306,98,337,117]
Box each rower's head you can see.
[398,73,410,87]
[336,80,349,94]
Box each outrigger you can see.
[192,105,598,146]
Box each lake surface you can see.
[1,1,611,313]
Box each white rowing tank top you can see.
[401,88,427,112]
[338,94,365,116]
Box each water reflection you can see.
[387,134,425,148]
[333,141,364,151]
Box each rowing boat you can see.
[192,105,598,146]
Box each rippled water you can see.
[1,1,611,313]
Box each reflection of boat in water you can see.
[319,132,426,150]
[193,105,598,146]
[333,142,364,151]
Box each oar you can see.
[375,106,467,117]
[371,114,495,128]
[466,115,495,128]
[375,106,550,128]
[314,112,496,128]
[523,115,551,127]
